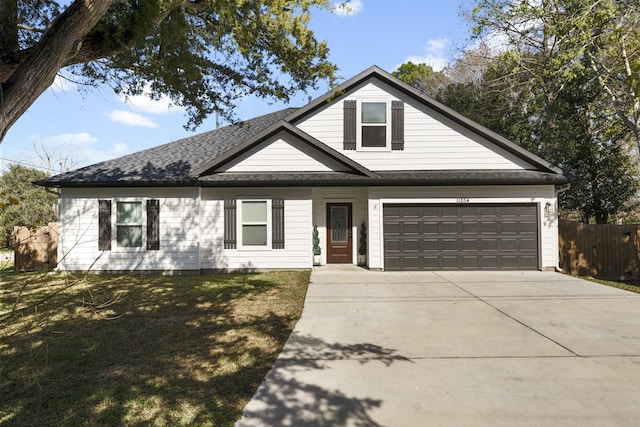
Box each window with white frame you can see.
[360,102,389,148]
[240,200,270,247]
[223,198,284,250]
[343,99,404,151]
[116,201,143,248]
[98,199,160,251]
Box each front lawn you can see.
[581,276,640,294]
[0,270,310,426]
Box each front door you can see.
[327,203,352,264]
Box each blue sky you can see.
[1,0,474,172]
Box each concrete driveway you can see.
[237,267,640,426]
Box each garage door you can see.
[384,204,539,270]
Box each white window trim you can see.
[237,199,272,250]
[357,100,391,151]
[113,198,147,251]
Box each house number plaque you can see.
[456,197,470,204]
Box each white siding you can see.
[200,188,312,270]
[58,184,559,272]
[366,185,558,271]
[220,132,348,173]
[311,187,368,266]
[58,188,200,272]
[296,80,534,171]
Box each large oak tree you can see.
[0,0,338,141]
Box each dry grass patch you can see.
[0,270,309,426]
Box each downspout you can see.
[44,187,60,197]
[43,186,61,219]
[554,183,571,273]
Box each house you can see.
[39,66,570,273]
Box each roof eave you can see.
[37,180,200,188]
[197,175,571,188]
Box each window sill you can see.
[236,246,273,251]
[357,146,391,152]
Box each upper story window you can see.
[361,102,388,148]
[343,99,404,151]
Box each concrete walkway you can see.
[237,267,640,426]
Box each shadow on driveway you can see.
[237,334,412,426]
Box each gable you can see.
[294,79,536,172]
[216,131,352,173]
[194,122,377,179]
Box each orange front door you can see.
[326,203,352,264]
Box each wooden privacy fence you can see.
[13,223,58,272]
[559,220,640,280]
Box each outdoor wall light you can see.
[544,202,553,215]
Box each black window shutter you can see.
[224,199,237,249]
[343,100,357,150]
[147,199,160,250]
[272,198,285,249]
[391,100,405,150]
[98,200,112,251]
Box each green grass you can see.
[0,270,310,426]
[0,251,12,273]
[579,276,640,294]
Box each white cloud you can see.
[332,0,363,16]
[49,74,76,93]
[39,132,98,147]
[107,110,159,128]
[403,37,452,71]
[110,142,130,156]
[14,132,98,170]
[23,133,133,168]
[119,92,185,115]
[116,83,185,115]
[74,142,132,166]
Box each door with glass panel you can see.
[326,203,352,263]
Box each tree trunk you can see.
[0,0,114,142]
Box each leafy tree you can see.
[435,48,639,223]
[468,0,640,156]
[392,61,450,97]
[0,164,57,248]
[560,136,639,224]
[552,71,640,224]
[440,52,542,154]
[0,0,338,141]
[562,0,640,153]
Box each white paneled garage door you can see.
[383,204,539,270]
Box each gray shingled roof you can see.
[38,67,570,188]
[39,108,298,187]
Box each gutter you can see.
[44,187,61,197]
[32,179,61,196]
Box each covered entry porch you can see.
[312,187,368,267]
